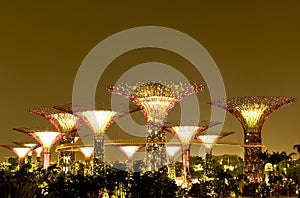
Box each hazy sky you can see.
[0,2,299,161]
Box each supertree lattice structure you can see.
[27,106,80,172]
[14,128,65,169]
[210,96,295,182]
[107,81,204,171]
[164,120,219,188]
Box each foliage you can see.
[1,146,299,197]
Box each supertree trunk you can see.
[145,121,167,171]
[93,133,105,162]
[43,149,51,169]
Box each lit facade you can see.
[210,96,295,182]
[107,81,204,171]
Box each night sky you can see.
[0,2,299,162]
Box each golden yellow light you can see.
[237,103,268,128]
[133,82,177,98]
[49,113,78,132]
[138,96,175,122]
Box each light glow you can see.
[138,96,175,123]
[237,103,267,128]
[34,131,61,150]
[73,137,80,143]
[166,145,180,157]
[197,135,220,150]
[12,147,31,158]
[172,126,200,148]
[79,147,94,159]
[48,113,78,132]
[119,146,141,158]
[80,110,117,134]
[35,146,43,157]
[23,143,37,148]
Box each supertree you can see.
[0,145,32,166]
[164,120,220,188]
[210,96,295,182]
[56,104,139,164]
[195,132,234,176]
[117,145,144,172]
[12,142,39,163]
[14,128,65,169]
[195,132,234,155]
[27,106,80,172]
[166,145,181,181]
[107,81,204,171]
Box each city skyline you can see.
[0,2,299,161]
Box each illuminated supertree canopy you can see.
[117,145,144,172]
[210,96,295,131]
[118,145,143,160]
[12,142,39,159]
[27,106,79,133]
[13,128,64,169]
[107,81,204,171]
[0,145,32,166]
[196,132,234,153]
[210,96,295,182]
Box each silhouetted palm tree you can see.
[293,144,300,155]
